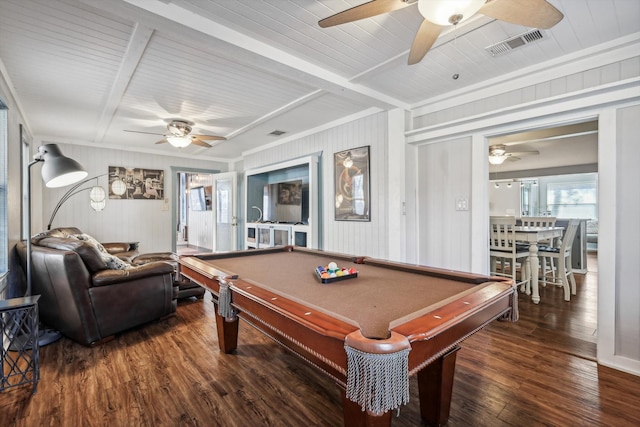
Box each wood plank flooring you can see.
[2,254,640,426]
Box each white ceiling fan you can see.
[489,144,539,165]
[125,120,226,149]
[319,0,564,65]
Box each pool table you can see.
[179,246,515,427]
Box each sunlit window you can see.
[547,180,597,219]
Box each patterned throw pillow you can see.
[75,233,132,270]
[105,255,132,270]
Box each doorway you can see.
[171,167,237,255]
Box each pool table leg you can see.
[213,302,239,353]
[339,387,393,427]
[417,345,460,427]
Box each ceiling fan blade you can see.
[506,156,521,162]
[155,139,168,145]
[193,134,226,141]
[408,19,443,65]
[479,0,564,29]
[124,129,164,136]
[318,0,411,28]
[508,150,539,156]
[191,138,213,148]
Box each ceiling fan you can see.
[489,144,539,165]
[124,120,226,148]
[318,0,564,65]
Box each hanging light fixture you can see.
[167,135,192,148]
[488,144,508,165]
[418,0,485,26]
[89,185,106,211]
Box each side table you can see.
[1,295,40,394]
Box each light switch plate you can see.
[455,197,469,211]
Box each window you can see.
[520,173,597,218]
[546,175,598,219]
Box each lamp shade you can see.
[38,144,88,187]
[89,185,106,202]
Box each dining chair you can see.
[490,216,530,292]
[521,216,557,281]
[539,218,580,301]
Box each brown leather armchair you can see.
[46,227,204,299]
[15,228,178,346]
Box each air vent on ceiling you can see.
[485,29,544,57]
[268,130,286,136]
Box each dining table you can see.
[514,226,565,304]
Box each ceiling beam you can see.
[93,23,155,144]
[121,0,409,111]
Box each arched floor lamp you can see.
[47,173,107,231]
[25,144,87,345]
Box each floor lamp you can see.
[47,173,107,231]
[25,144,87,345]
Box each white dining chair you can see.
[521,216,557,281]
[490,216,530,292]
[539,219,580,301]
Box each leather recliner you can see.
[15,228,178,346]
[53,227,204,300]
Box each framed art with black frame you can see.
[334,146,370,221]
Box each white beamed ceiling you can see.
[0,0,638,161]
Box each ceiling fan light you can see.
[488,155,507,165]
[418,0,485,26]
[167,135,192,148]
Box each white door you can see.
[213,172,237,252]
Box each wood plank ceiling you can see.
[0,0,638,161]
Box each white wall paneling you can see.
[386,108,406,263]
[417,138,473,272]
[614,104,640,363]
[597,105,640,376]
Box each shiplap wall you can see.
[615,104,640,362]
[243,112,389,258]
[38,144,227,254]
[417,138,472,271]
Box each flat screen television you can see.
[190,186,206,211]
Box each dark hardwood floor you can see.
[2,253,640,426]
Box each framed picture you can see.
[278,181,302,205]
[334,146,370,221]
[108,166,164,200]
